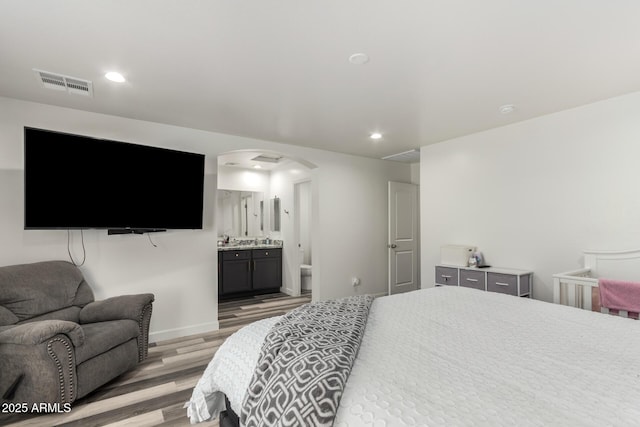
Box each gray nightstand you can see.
[436,265,532,297]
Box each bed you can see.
[187,286,640,426]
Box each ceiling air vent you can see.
[33,69,93,97]
[251,154,283,163]
[382,149,421,163]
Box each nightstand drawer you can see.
[435,266,458,286]
[460,269,486,291]
[487,272,518,296]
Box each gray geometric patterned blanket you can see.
[240,294,374,427]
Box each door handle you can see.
[388,244,397,249]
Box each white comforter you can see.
[188,286,640,426]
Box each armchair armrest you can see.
[80,293,154,362]
[0,320,84,346]
[0,322,80,405]
[79,293,154,324]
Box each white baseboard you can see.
[149,320,220,343]
[281,286,294,296]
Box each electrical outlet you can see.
[351,277,361,287]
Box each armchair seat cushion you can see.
[75,320,139,364]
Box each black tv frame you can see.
[24,127,205,234]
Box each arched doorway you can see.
[215,150,317,326]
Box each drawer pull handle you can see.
[441,275,452,279]
[235,253,239,257]
[466,278,478,282]
[495,282,510,286]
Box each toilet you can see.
[301,264,312,290]
[299,248,312,291]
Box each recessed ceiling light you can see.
[253,164,262,169]
[105,72,125,83]
[349,53,370,65]
[370,132,383,140]
[499,104,516,114]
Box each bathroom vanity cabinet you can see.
[218,247,282,300]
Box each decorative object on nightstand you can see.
[468,256,478,268]
[473,251,486,267]
[440,245,476,267]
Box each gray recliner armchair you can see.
[0,260,154,406]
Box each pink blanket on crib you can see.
[598,278,640,313]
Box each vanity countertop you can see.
[218,244,283,251]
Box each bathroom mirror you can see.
[270,197,281,232]
[217,189,265,237]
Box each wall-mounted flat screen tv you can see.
[24,127,205,233]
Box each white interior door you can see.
[388,181,419,295]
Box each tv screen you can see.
[24,127,205,232]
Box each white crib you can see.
[553,248,640,318]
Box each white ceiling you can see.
[219,151,294,171]
[1,1,640,160]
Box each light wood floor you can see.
[0,291,311,427]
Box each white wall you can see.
[268,162,312,295]
[217,165,270,194]
[297,181,312,265]
[420,90,640,302]
[0,99,223,342]
[0,96,411,340]
[410,162,421,288]
[298,179,313,291]
[314,156,411,300]
[410,162,420,184]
